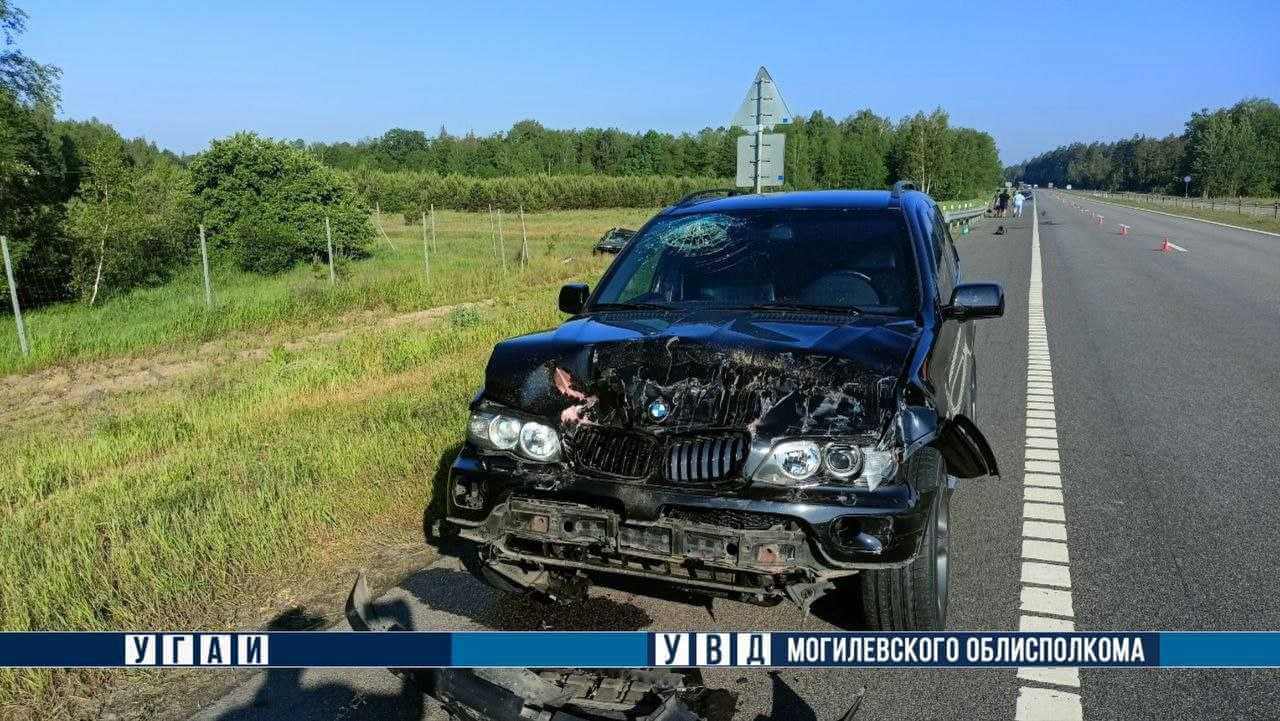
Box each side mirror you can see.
[945,283,1004,321]
[558,283,590,314]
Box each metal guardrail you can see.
[1068,190,1280,220]
[941,199,988,224]
[943,206,986,223]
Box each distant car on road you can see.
[592,227,635,254]
[446,185,1005,630]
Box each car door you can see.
[931,209,972,421]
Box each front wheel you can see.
[859,448,951,630]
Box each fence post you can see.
[429,204,437,255]
[1,234,29,356]
[496,208,508,275]
[198,224,213,308]
[488,204,498,259]
[374,203,396,251]
[421,211,430,280]
[325,215,336,285]
[519,205,530,268]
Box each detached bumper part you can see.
[344,574,732,721]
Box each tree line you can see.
[1007,98,1280,197]
[309,108,1003,205]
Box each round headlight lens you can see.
[518,421,561,462]
[489,415,522,450]
[777,441,821,481]
[823,444,863,478]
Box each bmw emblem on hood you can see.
[647,398,671,422]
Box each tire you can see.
[859,448,951,631]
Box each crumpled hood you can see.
[483,310,921,440]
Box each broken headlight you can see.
[752,440,897,489]
[468,411,562,462]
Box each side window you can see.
[617,249,663,301]
[932,211,956,302]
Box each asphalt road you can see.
[193,193,1280,720]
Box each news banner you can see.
[3,631,1280,669]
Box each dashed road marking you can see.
[1018,665,1081,688]
[1020,614,1075,632]
[1016,197,1084,721]
[1021,586,1075,617]
[1022,561,1072,588]
[1023,520,1067,541]
[1024,487,1063,504]
[1023,473,1062,488]
[1023,539,1070,563]
[1017,687,1084,721]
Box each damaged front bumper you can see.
[446,447,938,608]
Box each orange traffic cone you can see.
[1159,237,1172,252]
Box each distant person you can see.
[997,189,1010,217]
[1012,191,1025,218]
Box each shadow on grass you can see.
[421,441,462,550]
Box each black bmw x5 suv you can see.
[446,186,1003,630]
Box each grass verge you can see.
[0,291,568,715]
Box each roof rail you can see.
[890,180,917,198]
[672,188,748,208]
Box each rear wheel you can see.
[859,448,950,630]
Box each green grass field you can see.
[0,209,648,714]
[0,208,657,376]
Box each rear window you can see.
[592,208,919,316]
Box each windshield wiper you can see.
[588,301,675,312]
[749,301,863,315]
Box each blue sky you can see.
[22,0,1280,164]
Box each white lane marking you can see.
[1023,539,1070,563]
[1022,561,1072,588]
[1018,666,1081,688]
[1024,502,1065,522]
[1021,586,1075,617]
[1024,487,1064,504]
[1023,520,1067,541]
[1016,686,1084,721]
[1020,614,1075,632]
[1023,473,1062,489]
[1017,195,1084,720]
[1164,240,1189,252]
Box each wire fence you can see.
[0,206,658,374]
[1076,190,1280,220]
